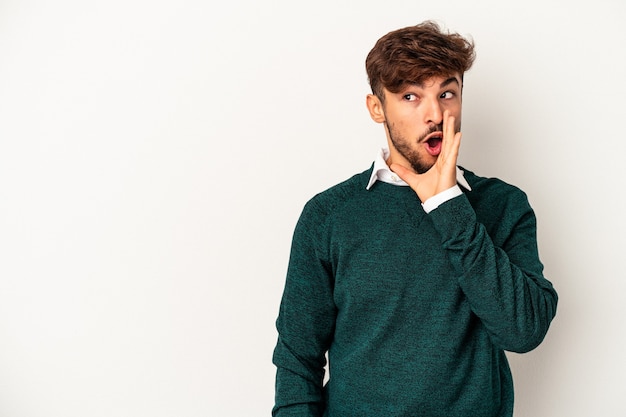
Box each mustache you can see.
[419,124,443,142]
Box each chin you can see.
[411,159,436,174]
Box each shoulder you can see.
[459,167,541,252]
[462,167,528,198]
[290,168,372,254]
[302,167,372,222]
[460,166,533,215]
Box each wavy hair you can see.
[366,21,476,102]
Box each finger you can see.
[449,131,462,162]
[441,111,461,163]
[442,111,455,149]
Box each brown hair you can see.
[365,21,476,102]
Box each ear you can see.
[366,94,386,123]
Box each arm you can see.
[391,110,557,352]
[429,189,557,352]
[272,200,335,416]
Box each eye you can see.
[440,91,455,99]
[403,93,418,101]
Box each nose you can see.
[424,97,443,126]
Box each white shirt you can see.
[365,148,472,213]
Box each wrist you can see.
[422,185,462,213]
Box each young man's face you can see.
[368,74,463,174]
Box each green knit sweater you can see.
[272,166,558,417]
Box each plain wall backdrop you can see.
[1,0,625,415]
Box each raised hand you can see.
[390,110,462,203]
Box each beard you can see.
[386,122,443,174]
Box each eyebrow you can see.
[439,76,460,88]
[409,76,461,90]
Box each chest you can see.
[328,206,461,316]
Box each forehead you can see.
[405,74,462,90]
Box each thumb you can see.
[389,163,417,185]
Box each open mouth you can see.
[424,132,442,156]
[427,136,442,148]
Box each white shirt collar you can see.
[365,148,472,191]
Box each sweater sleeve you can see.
[272,200,335,416]
[428,190,558,353]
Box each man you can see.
[272,21,557,417]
